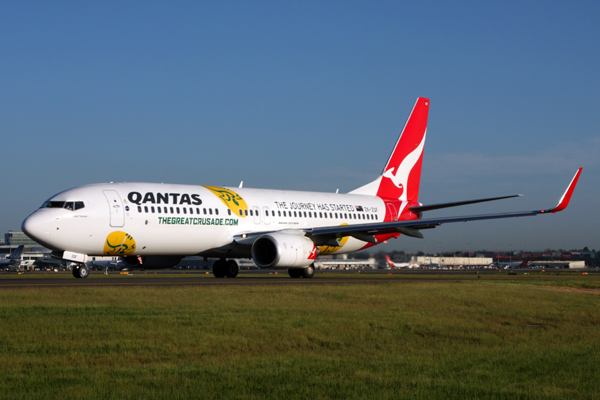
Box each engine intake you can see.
[252,232,316,269]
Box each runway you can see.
[1,268,587,289]
[0,270,466,288]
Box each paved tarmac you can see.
[1,268,588,289]
[0,270,470,288]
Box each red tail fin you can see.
[377,98,429,201]
[350,98,429,200]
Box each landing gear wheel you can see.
[301,264,315,279]
[72,264,89,279]
[288,269,302,278]
[213,259,226,278]
[224,260,239,278]
[79,265,89,278]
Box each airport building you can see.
[4,231,40,248]
[411,256,493,267]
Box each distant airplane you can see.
[384,255,418,269]
[88,258,125,271]
[21,98,582,279]
[490,256,531,269]
[0,245,25,269]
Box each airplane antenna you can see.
[336,189,339,194]
[239,181,243,188]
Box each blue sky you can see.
[1,1,598,253]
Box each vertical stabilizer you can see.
[350,98,429,201]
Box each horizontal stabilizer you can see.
[409,195,522,213]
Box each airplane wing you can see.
[306,168,582,244]
[233,168,581,247]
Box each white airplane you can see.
[0,245,25,269]
[489,256,531,269]
[21,98,582,279]
[384,255,419,269]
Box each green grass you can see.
[0,278,599,399]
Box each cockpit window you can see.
[41,201,85,211]
[45,201,66,208]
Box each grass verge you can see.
[0,279,599,399]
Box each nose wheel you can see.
[72,264,90,279]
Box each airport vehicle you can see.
[0,245,24,269]
[384,255,418,269]
[21,98,582,279]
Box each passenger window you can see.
[249,210,253,216]
[228,209,231,216]
[138,206,142,213]
[319,212,322,218]
[278,211,281,217]
[304,212,307,217]
[157,207,161,214]
[209,209,213,215]
[176,207,180,214]
[196,208,200,214]
[239,210,243,216]
[294,211,297,217]
[329,213,333,218]
[151,206,155,213]
[170,207,174,213]
[183,208,187,214]
[165,207,168,213]
[215,209,219,215]
[144,206,149,213]
[203,208,207,215]
[75,202,85,210]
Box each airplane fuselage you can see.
[23,182,398,262]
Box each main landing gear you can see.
[213,259,239,278]
[288,264,315,279]
[72,263,90,279]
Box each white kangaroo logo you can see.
[382,132,426,201]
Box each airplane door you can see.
[103,190,125,227]
[386,203,398,221]
[263,206,271,225]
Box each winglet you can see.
[539,168,582,214]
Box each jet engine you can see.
[251,232,316,269]
[121,255,183,269]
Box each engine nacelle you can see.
[121,255,183,269]
[251,232,317,269]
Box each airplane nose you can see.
[22,211,51,244]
